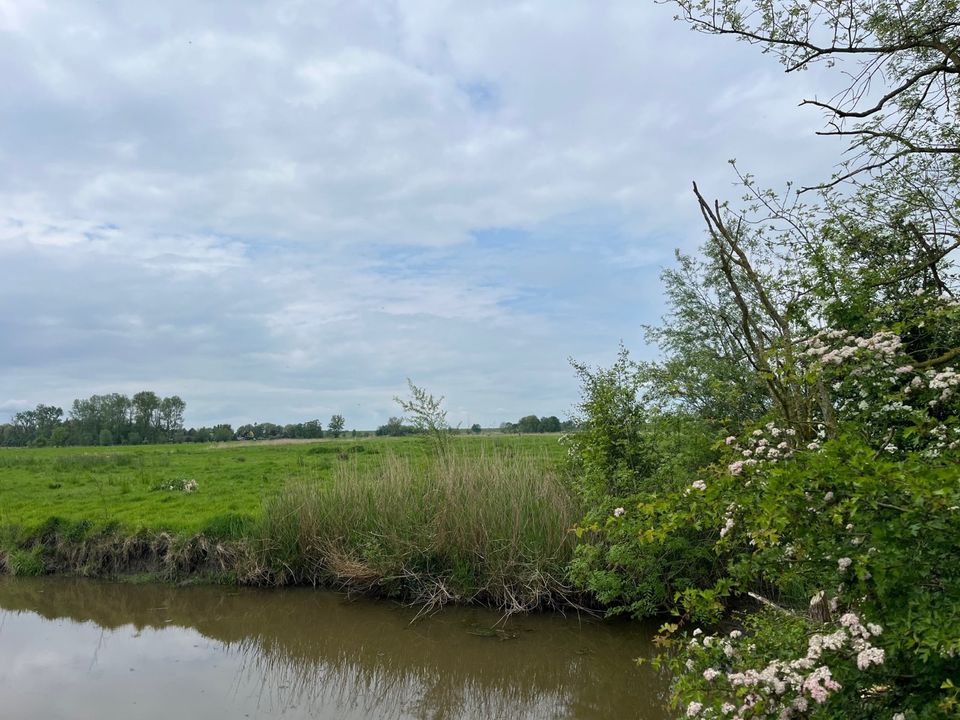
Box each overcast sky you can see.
[0,0,843,429]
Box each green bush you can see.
[566,349,720,617]
[652,436,960,718]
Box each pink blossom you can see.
[856,646,885,670]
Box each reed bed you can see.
[256,446,581,612]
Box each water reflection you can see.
[0,577,669,719]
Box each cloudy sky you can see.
[0,0,842,429]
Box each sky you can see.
[0,0,844,429]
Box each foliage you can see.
[669,0,960,196]
[565,1,960,711]
[395,380,453,454]
[565,349,720,617]
[234,421,321,441]
[1,392,337,448]
[375,417,421,437]
[649,435,960,719]
[1,391,187,447]
[571,227,959,715]
[328,414,345,438]
[571,290,959,716]
[498,415,569,433]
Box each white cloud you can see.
[0,0,843,427]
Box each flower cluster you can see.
[801,330,902,366]
[726,422,801,476]
[680,610,885,719]
[795,325,960,457]
[719,504,737,538]
[927,367,959,404]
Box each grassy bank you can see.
[0,435,578,610]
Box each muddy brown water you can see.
[0,577,671,720]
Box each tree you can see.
[98,393,132,444]
[470,423,482,434]
[302,419,323,439]
[132,391,160,442]
[651,0,960,439]
[6,404,64,446]
[574,3,960,716]
[539,415,562,432]
[395,381,450,452]
[669,0,960,324]
[670,0,960,188]
[328,414,345,438]
[517,415,542,433]
[158,396,186,440]
[211,424,234,442]
[33,404,63,440]
[376,416,408,436]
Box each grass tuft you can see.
[6,547,46,576]
[257,446,581,611]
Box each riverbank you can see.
[0,436,581,612]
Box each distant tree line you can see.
[233,414,345,441]
[234,420,323,441]
[498,415,577,434]
[1,393,349,448]
[375,414,576,437]
[1,392,187,447]
[2,393,573,447]
[374,417,421,437]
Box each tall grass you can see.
[257,446,581,612]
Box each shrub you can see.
[566,349,721,617]
[651,436,960,718]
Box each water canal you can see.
[0,577,670,719]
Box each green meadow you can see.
[0,435,564,534]
[0,434,578,610]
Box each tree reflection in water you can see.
[0,577,670,719]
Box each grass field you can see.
[0,434,581,610]
[0,434,565,534]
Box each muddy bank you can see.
[0,518,590,613]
